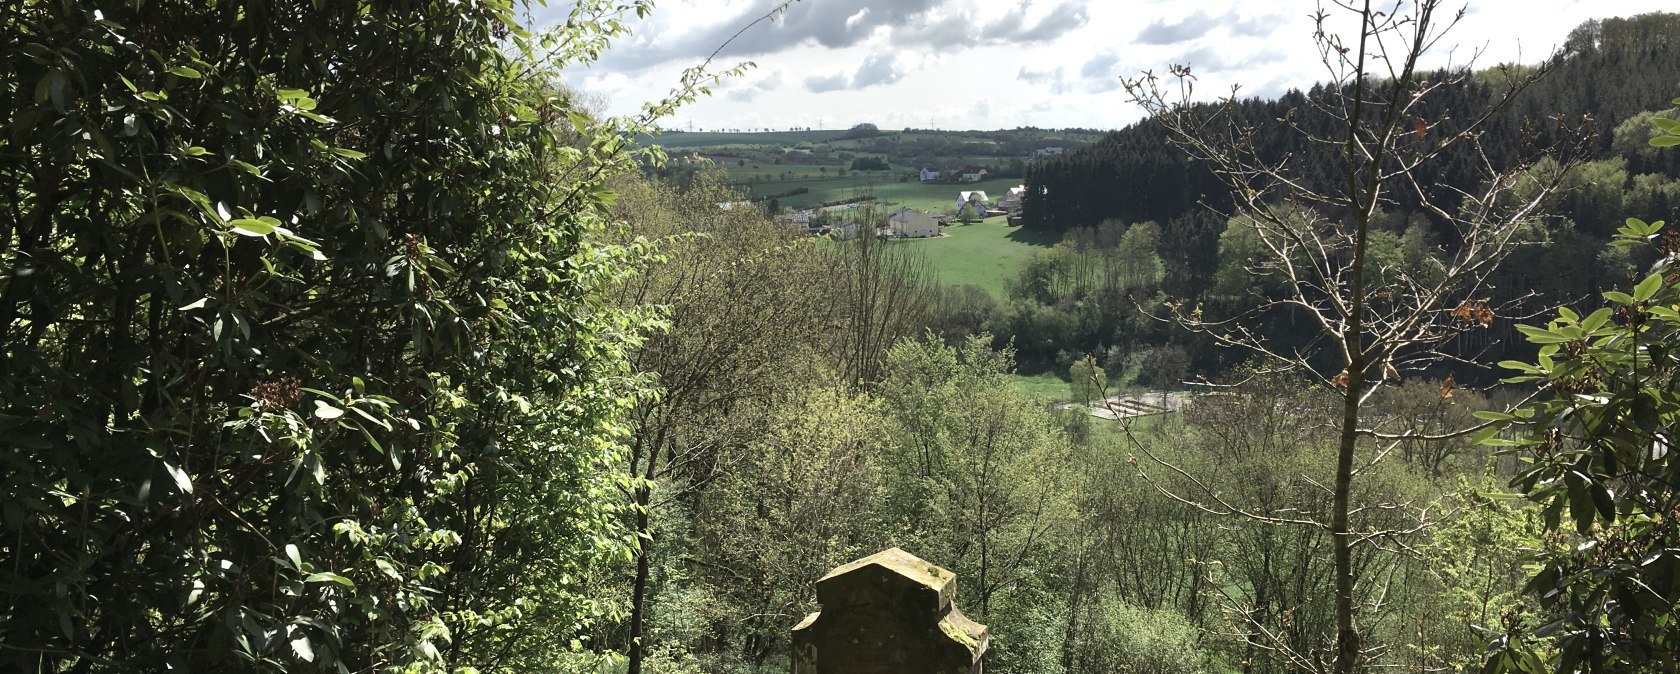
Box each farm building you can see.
[919,167,942,182]
[887,207,941,238]
[997,185,1026,211]
[1033,147,1064,158]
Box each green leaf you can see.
[1634,273,1663,302]
[330,147,366,159]
[290,634,315,662]
[304,572,354,588]
[285,543,303,570]
[1514,325,1570,344]
[1581,307,1614,332]
[230,218,274,236]
[164,462,193,494]
[1604,291,1636,305]
[313,401,344,420]
[1651,135,1680,148]
[228,159,265,177]
[166,66,203,79]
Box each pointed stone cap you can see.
[791,548,988,674]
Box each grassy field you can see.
[1012,372,1069,402]
[900,210,1056,298]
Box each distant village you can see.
[760,147,1061,240]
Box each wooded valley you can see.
[4,2,1680,674]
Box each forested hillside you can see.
[1011,12,1680,377]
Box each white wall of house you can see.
[888,208,940,238]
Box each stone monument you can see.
[791,547,988,674]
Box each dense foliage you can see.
[1,1,660,671]
[1482,102,1680,672]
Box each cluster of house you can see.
[957,185,1027,217]
[770,183,1032,239]
[776,206,939,240]
[918,166,989,183]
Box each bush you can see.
[851,156,891,171]
[1071,599,1208,674]
[1,2,654,671]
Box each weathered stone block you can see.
[792,547,988,674]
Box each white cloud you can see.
[554,0,1680,131]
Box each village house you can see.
[957,166,989,182]
[827,221,861,240]
[919,167,941,182]
[1032,146,1064,159]
[997,185,1026,212]
[887,207,941,238]
[956,190,989,214]
[787,211,812,230]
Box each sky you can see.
[541,0,1674,132]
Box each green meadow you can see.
[901,208,1055,298]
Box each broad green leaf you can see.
[290,634,314,662]
[1634,273,1663,302]
[230,218,274,236]
[166,66,203,79]
[313,401,344,420]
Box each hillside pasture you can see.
[903,211,1053,298]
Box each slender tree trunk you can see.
[1332,374,1363,674]
[626,482,652,674]
[1060,540,1089,674]
[626,424,667,674]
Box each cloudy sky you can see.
[544,0,1673,131]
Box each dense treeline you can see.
[1008,12,1680,376]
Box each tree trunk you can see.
[1332,373,1362,674]
[626,482,652,674]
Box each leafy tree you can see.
[0,1,692,671]
[875,335,1074,625]
[851,156,891,171]
[607,175,835,674]
[1069,355,1107,405]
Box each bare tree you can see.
[1120,1,1587,672]
[829,205,936,386]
